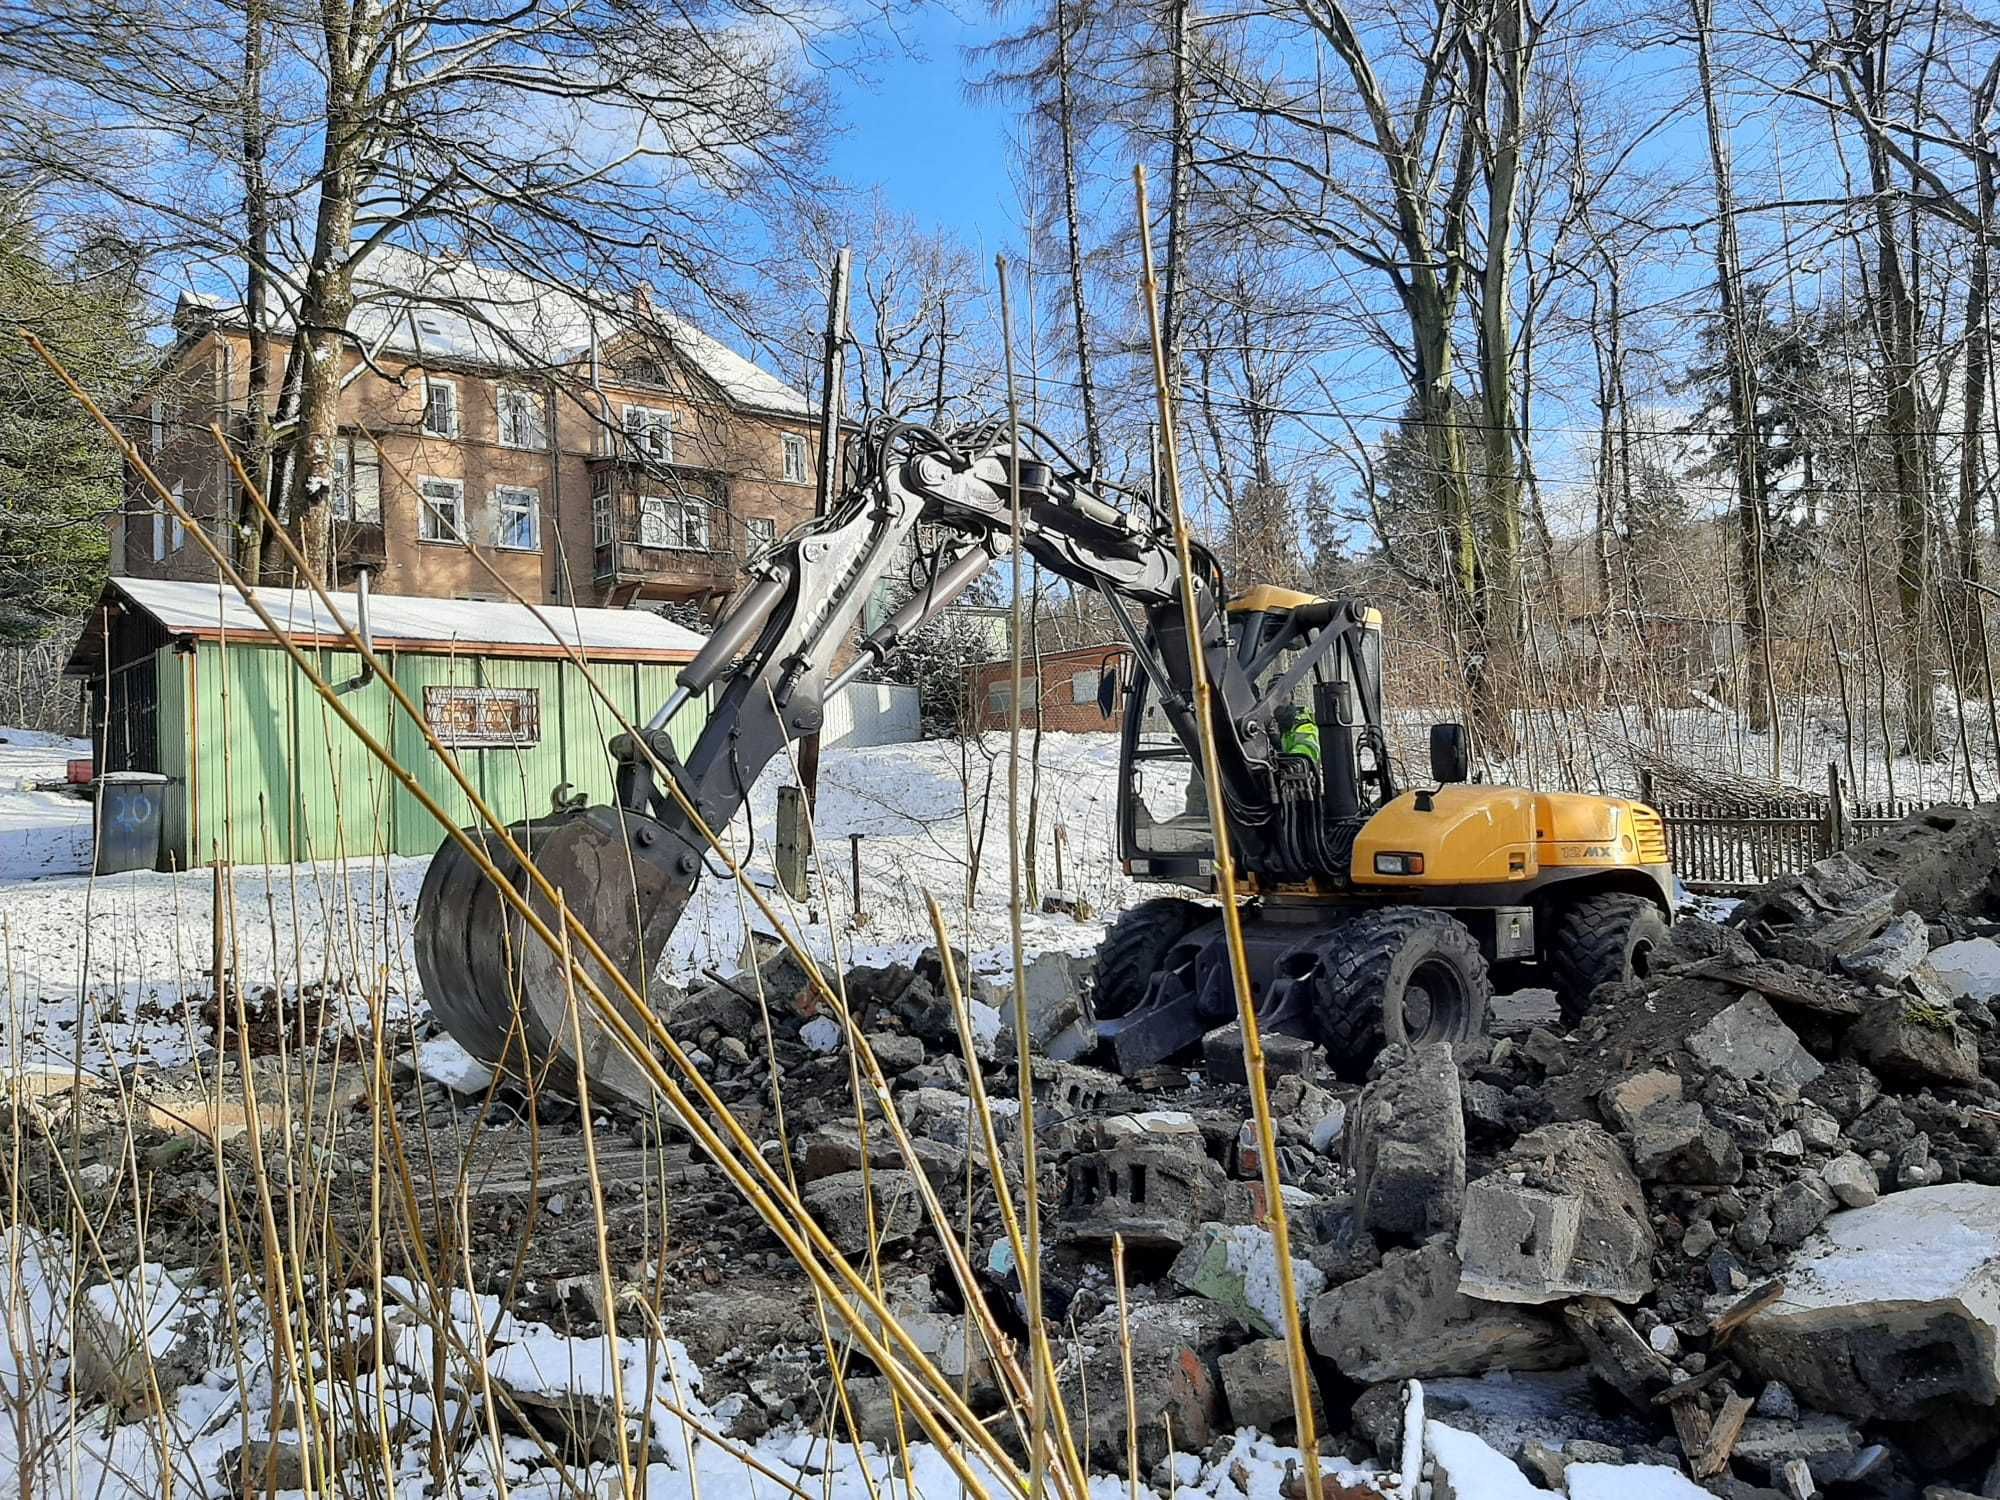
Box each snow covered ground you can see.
[0,728,93,880]
[0,1219,1391,1500]
[0,728,1140,1073]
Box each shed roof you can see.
[71,578,705,672]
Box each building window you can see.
[638,494,709,551]
[988,677,1037,716]
[497,387,547,450]
[782,433,808,484]
[493,486,541,551]
[623,405,674,463]
[331,434,381,523]
[170,484,185,552]
[149,399,165,457]
[591,469,613,548]
[422,378,459,438]
[1072,667,1102,706]
[624,357,664,384]
[150,506,166,562]
[745,515,776,554]
[419,477,464,543]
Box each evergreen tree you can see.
[0,203,144,642]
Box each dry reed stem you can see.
[1133,166,1323,1500]
[1111,1237,1139,1500]
[995,249,1053,1500]
[556,899,640,1497]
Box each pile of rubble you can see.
[636,801,2000,1498]
[26,800,2000,1498]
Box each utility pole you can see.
[795,246,851,812]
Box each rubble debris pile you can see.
[21,799,2000,1498]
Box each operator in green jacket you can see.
[1277,703,1321,763]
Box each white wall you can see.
[822,683,920,749]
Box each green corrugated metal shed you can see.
[67,578,707,869]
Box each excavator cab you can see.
[1117,589,1390,892]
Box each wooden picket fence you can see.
[1641,764,1920,894]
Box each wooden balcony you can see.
[593,535,738,600]
[589,461,741,602]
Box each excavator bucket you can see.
[413,805,695,1107]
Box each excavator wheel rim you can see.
[1316,907,1493,1077]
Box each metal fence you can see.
[1641,764,1920,893]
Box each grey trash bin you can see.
[95,771,168,875]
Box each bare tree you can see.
[4,0,844,580]
[1689,0,1782,756]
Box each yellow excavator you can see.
[414,417,1674,1094]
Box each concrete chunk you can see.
[1456,1122,1654,1305]
[1821,1152,1879,1208]
[1599,1069,1681,1133]
[1839,909,1930,986]
[800,1170,925,1257]
[1685,995,1823,1088]
[1629,1099,1743,1185]
[1169,1221,1327,1336]
[1736,1183,2000,1420]
[1309,1239,1579,1382]
[1063,1298,1231,1470]
[1847,999,1981,1086]
[71,1264,220,1413]
[1055,1140,1225,1250]
[1347,1044,1465,1241]
[1217,1338,1323,1435]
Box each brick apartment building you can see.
[965,643,1131,733]
[117,248,826,610]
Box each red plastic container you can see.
[66,758,94,785]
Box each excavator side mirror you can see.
[1098,663,1119,720]
[1430,722,1470,784]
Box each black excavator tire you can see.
[1093,896,1214,1018]
[1550,892,1669,1025]
[1317,908,1492,1074]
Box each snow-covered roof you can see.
[101,578,705,662]
[184,246,811,419]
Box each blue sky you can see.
[822,7,1021,257]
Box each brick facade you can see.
[120,304,823,610]
[965,643,1130,734]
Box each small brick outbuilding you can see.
[963,643,1131,734]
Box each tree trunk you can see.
[1690,0,1779,757]
[237,0,272,584]
[285,8,366,586]
[1055,0,1103,472]
[1474,0,1525,734]
[1957,142,1994,691]
[1853,0,1939,758]
[1162,0,1192,386]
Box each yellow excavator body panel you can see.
[1349,785,1672,890]
[1227,584,1324,614]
